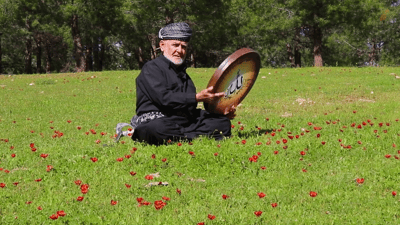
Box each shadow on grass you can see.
[236,129,274,139]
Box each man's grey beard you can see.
[164,54,184,66]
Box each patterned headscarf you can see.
[158,22,192,42]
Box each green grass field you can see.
[1,67,400,224]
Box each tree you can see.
[231,0,384,67]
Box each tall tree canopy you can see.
[0,0,398,74]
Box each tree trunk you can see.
[45,40,52,73]
[294,47,301,67]
[98,39,104,71]
[135,47,144,69]
[0,32,2,74]
[148,34,157,60]
[93,39,99,71]
[25,38,33,74]
[286,43,295,67]
[25,19,32,74]
[71,14,85,72]
[368,39,377,66]
[313,26,323,67]
[190,52,195,68]
[85,42,92,72]
[36,37,42,74]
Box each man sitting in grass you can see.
[128,22,235,145]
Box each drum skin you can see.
[205,48,261,115]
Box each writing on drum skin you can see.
[225,70,243,98]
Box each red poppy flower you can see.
[0,183,5,188]
[274,151,279,154]
[241,140,247,144]
[116,157,123,162]
[125,184,131,188]
[271,132,276,136]
[162,196,170,201]
[177,142,182,146]
[30,143,35,148]
[81,184,89,194]
[136,197,144,203]
[13,182,19,186]
[316,133,321,138]
[35,178,42,182]
[4,170,9,173]
[276,140,280,144]
[77,196,84,201]
[10,146,14,150]
[95,139,101,144]
[90,157,98,162]
[77,126,82,130]
[74,180,82,185]
[240,126,244,130]
[392,191,397,196]
[208,214,216,220]
[130,171,137,176]
[257,192,266,198]
[300,151,306,156]
[31,147,37,152]
[197,222,205,225]
[37,206,43,210]
[271,202,278,207]
[261,166,266,170]
[90,129,96,134]
[49,214,59,220]
[309,191,318,197]
[302,168,307,172]
[222,194,229,199]
[188,151,195,156]
[11,153,15,158]
[40,154,48,158]
[176,188,181,195]
[356,178,365,184]
[254,211,262,217]
[249,157,257,162]
[110,200,118,205]
[385,154,391,158]
[145,175,153,180]
[154,200,167,210]
[125,154,131,159]
[57,210,66,217]
[142,201,151,205]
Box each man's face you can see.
[160,40,187,65]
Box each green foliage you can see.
[1,0,400,74]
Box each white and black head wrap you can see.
[158,22,192,42]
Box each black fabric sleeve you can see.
[137,63,197,111]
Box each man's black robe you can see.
[132,55,231,145]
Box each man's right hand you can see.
[195,86,224,103]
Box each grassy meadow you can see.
[0,67,400,224]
